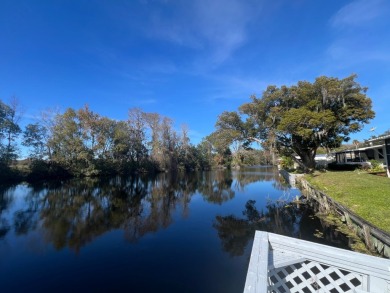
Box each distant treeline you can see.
[0,99,271,183]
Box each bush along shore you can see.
[298,173,390,258]
[1,159,162,185]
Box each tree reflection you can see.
[0,167,284,251]
[197,170,235,204]
[214,197,354,257]
[33,172,204,251]
[13,185,43,236]
[213,199,314,257]
[0,186,14,239]
[233,167,276,190]
[233,167,290,192]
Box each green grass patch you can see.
[305,170,390,234]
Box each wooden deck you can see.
[244,231,390,293]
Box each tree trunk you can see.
[298,151,316,173]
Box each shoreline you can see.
[280,169,390,258]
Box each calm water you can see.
[0,166,349,292]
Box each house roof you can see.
[366,134,390,142]
[334,144,385,154]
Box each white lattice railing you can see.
[244,231,390,293]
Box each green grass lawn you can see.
[305,170,390,234]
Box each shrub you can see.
[369,160,384,172]
[0,162,23,184]
[280,156,294,170]
[26,160,71,182]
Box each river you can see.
[0,166,350,292]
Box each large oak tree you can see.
[212,75,375,171]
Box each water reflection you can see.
[197,170,234,204]
[0,168,273,251]
[233,167,284,191]
[1,167,358,293]
[37,174,193,250]
[213,198,302,256]
[213,197,351,257]
[0,186,14,239]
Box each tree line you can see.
[0,101,269,183]
[4,73,364,180]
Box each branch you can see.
[248,137,262,143]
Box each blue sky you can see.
[1,0,389,144]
